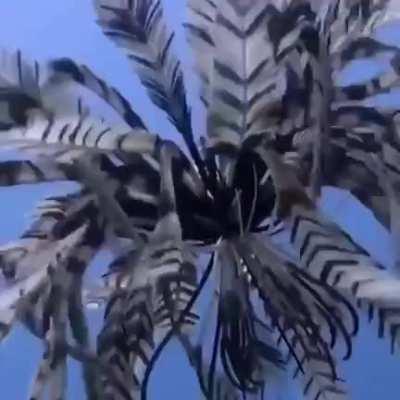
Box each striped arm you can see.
[300,108,400,240]
[214,242,283,394]
[334,53,400,102]
[107,220,198,394]
[97,288,135,400]
[0,48,42,99]
[1,109,157,155]
[236,237,353,399]
[265,0,400,202]
[98,252,156,397]
[94,0,192,136]
[98,142,201,396]
[184,0,217,108]
[204,1,285,155]
[333,36,399,70]
[327,0,397,62]
[0,223,88,343]
[153,246,199,330]
[0,48,42,129]
[102,262,193,397]
[0,48,93,129]
[143,143,199,332]
[124,284,155,390]
[49,58,146,129]
[29,324,61,399]
[29,254,73,400]
[0,48,156,167]
[0,196,69,283]
[288,203,400,350]
[258,145,400,352]
[71,146,205,241]
[321,146,388,227]
[240,236,357,355]
[285,194,369,267]
[0,191,103,298]
[0,159,73,186]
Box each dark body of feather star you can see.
[102,146,276,243]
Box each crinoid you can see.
[1,0,400,399]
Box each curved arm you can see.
[0,159,74,186]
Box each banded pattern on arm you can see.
[333,36,399,71]
[49,58,146,129]
[0,194,76,284]
[185,0,217,108]
[27,240,102,400]
[258,145,400,353]
[98,238,157,397]
[1,109,157,155]
[325,0,397,65]
[318,107,400,232]
[274,0,398,68]
[334,53,400,103]
[99,246,183,397]
[0,48,105,128]
[289,202,400,352]
[0,222,89,343]
[94,0,192,136]
[236,237,353,399]
[265,0,400,202]
[143,143,199,332]
[204,1,284,155]
[122,270,156,395]
[98,142,201,396]
[0,159,74,186]
[0,48,157,159]
[153,244,199,330]
[320,144,388,227]
[0,191,104,340]
[97,286,136,400]
[0,48,43,129]
[212,243,283,394]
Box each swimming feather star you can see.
[1,1,400,399]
